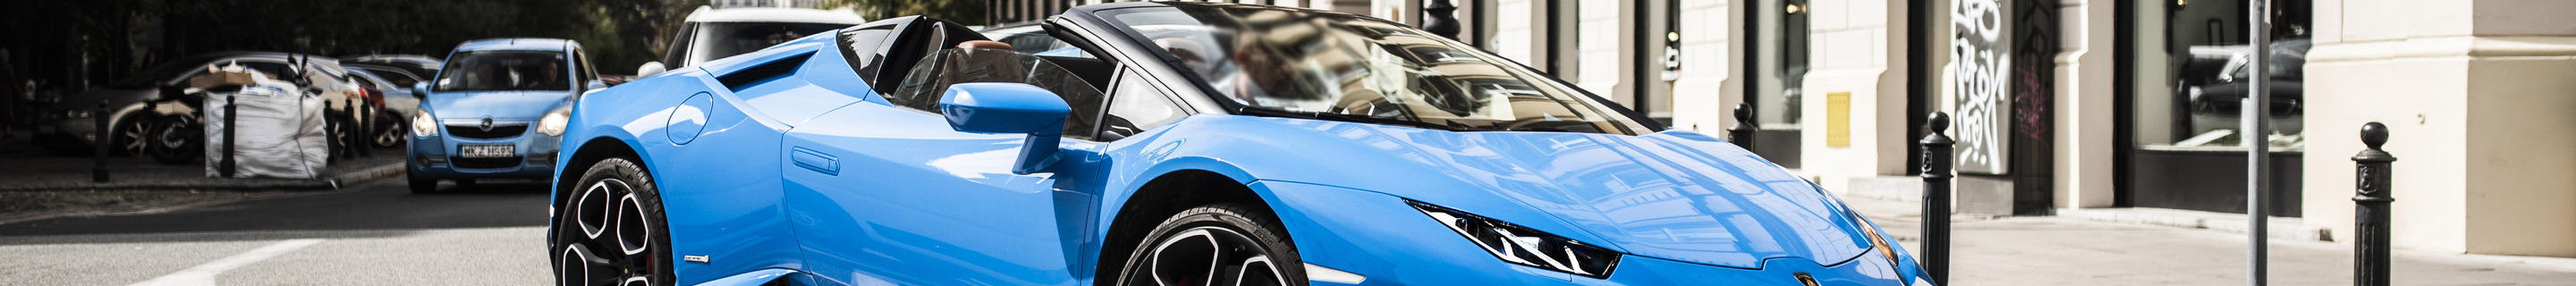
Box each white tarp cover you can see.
[202,73,330,178]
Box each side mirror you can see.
[411,82,430,98]
[937,82,1071,174]
[636,62,667,77]
[586,80,608,91]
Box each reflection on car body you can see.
[549,3,1934,286]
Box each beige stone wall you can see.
[2053,0,2116,208]
[1801,0,1914,191]
[1667,0,1745,132]
[2304,0,2576,257]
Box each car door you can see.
[780,27,1116,285]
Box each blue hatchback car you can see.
[549,3,1928,286]
[407,38,600,193]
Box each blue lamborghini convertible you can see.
[550,3,1931,286]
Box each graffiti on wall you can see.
[1947,0,2010,174]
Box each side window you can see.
[241,62,294,80]
[573,50,597,85]
[664,22,697,66]
[1099,69,1187,140]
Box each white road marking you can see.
[127,239,326,286]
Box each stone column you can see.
[2302,0,2576,257]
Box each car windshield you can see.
[691,22,855,65]
[1096,5,1648,135]
[434,50,569,92]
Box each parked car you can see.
[344,66,422,148]
[2173,38,2309,147]
[548,3,1930,286]
[407,38,600,193]
[343,55,444,83]
[36,52,355,164]
[631,5,866,77]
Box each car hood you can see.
[1243,118,1876,270]
[421,90,572,120]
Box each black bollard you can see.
[1420,0,1462,40]
[1729,104,1757,149]
[91,103,109,182]
[351,97,369,157]
[2351,122,2396,286]
[326,99,342,163]
[220,95,236,178]
[1920,112,1954,285]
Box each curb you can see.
[0,162,405,191]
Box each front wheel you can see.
[1116,204,1306,286]
[146,115,201,164]
[371,114,404,148]
[552,158,673,286]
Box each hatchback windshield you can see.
[434,51,569,92]
[1096,5,1648,135]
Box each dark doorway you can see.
[1745,0,1808,167]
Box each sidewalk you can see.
[0,132,403,191]
[1840,196,2576,285]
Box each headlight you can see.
[61,108,93,119]
[411,112,438,136]
[536,106,572,137]
[1849,208,1904,268]
[1410,200,1620,278]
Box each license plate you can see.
[460,144,516,158]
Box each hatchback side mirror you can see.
[636,62,667,77]
[587,80,608,91]
[411,82,429,97]
[937,82,1071,174]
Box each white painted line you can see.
[128,239,326,286]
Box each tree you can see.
[818,0,986,25]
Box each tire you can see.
[552,158,674,286]
[1115,204,1306,286]
[371,114,404,148]
[147,115,201,164]
[407,171,437,194]
[112,115,151,156]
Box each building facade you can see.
[988,0,2576,257]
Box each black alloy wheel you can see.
[553,158,674,286]
[1117,204,1306,286]
[147,115,201,164]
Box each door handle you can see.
[792,147,838,175]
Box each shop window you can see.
[2129,0,2312,150]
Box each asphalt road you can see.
[0,180,555,285]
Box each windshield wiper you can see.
[1233,106,1470,131]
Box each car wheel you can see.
[147,115,201,164]
[553,158,673,286]
[407,171,437,194]
[114,115,151,156]
[1116,204,1306,286]
[372,114,404,148]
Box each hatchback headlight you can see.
[536,106,571,137]
[411,112,438,137]
[1410,200,1620,278]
